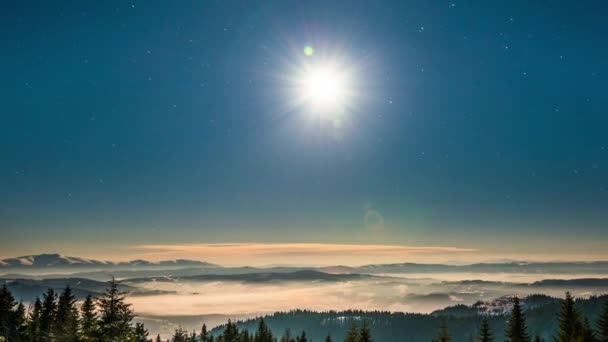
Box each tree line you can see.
[432,292,608,342]
[169,317,371,342]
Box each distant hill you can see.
[529,278,608,287]
[124,270,377,284]
[354,261,608,274]
[209,295,608,342]
[1,277,171,301]
[3,254,608,278]
[0,253,220,270]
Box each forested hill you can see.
[211,295,608,342]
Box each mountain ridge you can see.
[0,253,219,269]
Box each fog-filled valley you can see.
[2,254,608,338]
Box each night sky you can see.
[1,1,607,262]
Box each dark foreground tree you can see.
[505,297,530,342]
[13,301,27,340]
[433,318,451,342]
[132,322,149,342]
[598,301,608,342]
[478,317,493,342]
[55,286,80,342]
[580,317,596,342]
[344,323,360,342]
[222,319,240,342]
[254,318,274,342]
[172,327,189,342]
[360,321,372,342]
[27,297,43,341]
[201,323,211,342]
[97,278,135,342]
[555,292,583,342]
[80,294,98,341]
[40,288,58,341]
[0,284,24,341]
[280,329,294,342]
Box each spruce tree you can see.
[0,284,17,340]
[239,328,252,342]
[295,331,307,342]
[344,323,360,342]
[156,334,162,342]
[132,322,149,342]
[40,288,58,341]
[598,301,608,342]
[580,317,596,342]
[13,301,28,341]
[433,318,451,342]
[172,327,189,342]
[505,296,530,342]
[254,318,274,342]
[27,297,43,341]
[478,317,493,342]
[360,321,372,342]
[97,277,135,342]
[201,323,211,342]
[222,319,240,342]
[555,292,583,342]
[55,286,80,342]
[80,294,98,341]
[325,334,332,342]
[280,329,294,342]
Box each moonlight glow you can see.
[296,63,352,116]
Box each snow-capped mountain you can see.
[0,253,219,269]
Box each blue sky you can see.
[1,1,607,263]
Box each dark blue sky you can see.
[1,1,607,261]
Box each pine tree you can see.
[280,329,294,342]
[598,301,608,342]
[0,284,17,340]
[27,297,43,341]
[55,286,80,342]
[13,301,28,341]
[325,334,332,342]
[254,318,274,342]
[555,292,583,342]
[172,327,189,342]
[580,317,596,342]
[40,288,58,341]
[131,322,149,342]
[239,329,252,342]
[97,277,135,342]
[478,317,493,342]
[344,323,360,342]
[433,318,451,342]
[222,319,240,342]
[80,294,98,341]
[201,324,211,342]
[360,321,372,342]
[295,331,307,342]
[505,297,530,342]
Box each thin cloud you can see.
[132,243,476,266]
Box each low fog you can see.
[125,273,608,317]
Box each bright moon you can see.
[298,64,351,113]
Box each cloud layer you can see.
[133,243,476,266]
